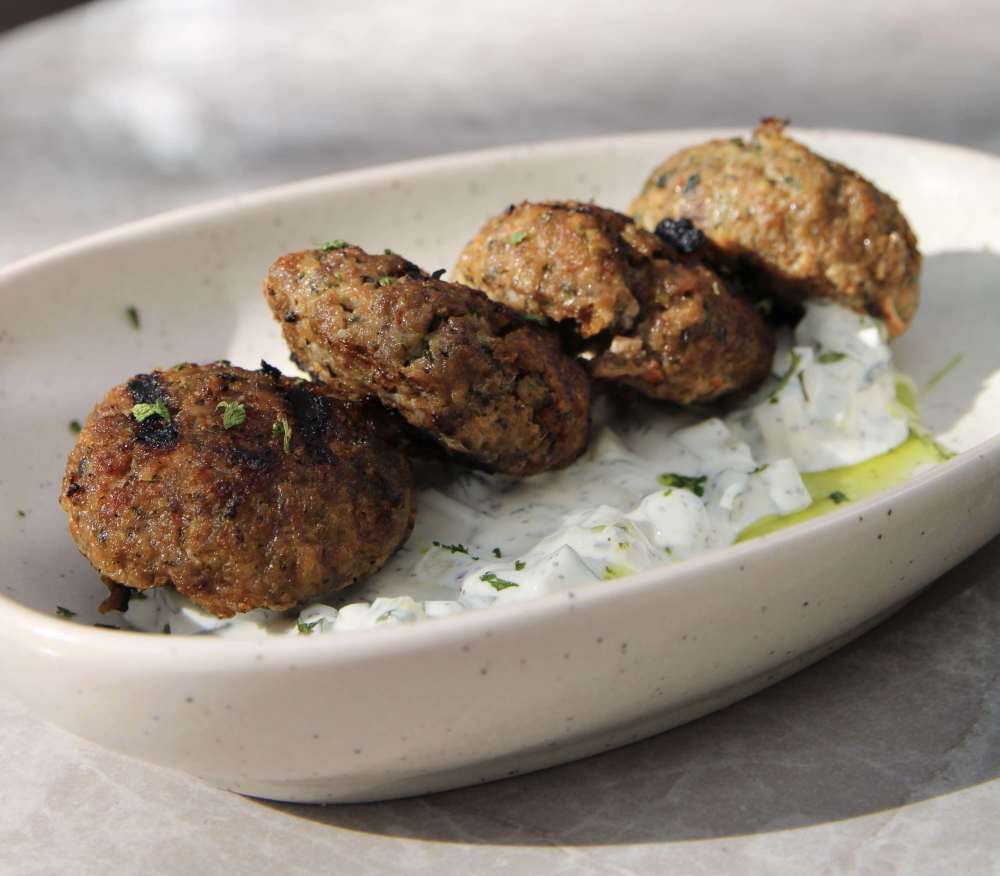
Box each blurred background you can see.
[1,0,999,266]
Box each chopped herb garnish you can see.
[510,230,529,245]
[376,275,397,286]
[384,248,394,255]
[334,271,345,282]
[663,546,673,555]
[603,565,630,580]
[214,359,231,366]
[829,490,849,504]
[797,371,810,402]
[521,313,548,324]
[272,415,293,453]
[590,524,607,532]
[125,306,140,330]
[216,400,246,429]
[752,464,769,474]
[481,571,518,591]
[69,419,82,434]
[297,619,321,634]
[925,353,963,393]
[657,472,707,497]
[16,509,26,518]
[321,239,348,251]
[514,560,526,571]
[818,351,847,364]
[492,547,502,558]
[683,173,701,193]
[432,541,479,560]
[131,399,171,424]
[769,350,802,404]
[56,606,76,618]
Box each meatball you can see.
[454,201,773,405]
[263,244,591,476]
[452,201,646,337]
[60,363,415,618]
[629,118,921,335]
[590,258,775,404]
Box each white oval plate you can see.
[1,130,999,803]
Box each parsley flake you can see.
[818,351,847,364]
[16,509,26,518]
[131,399,170,424]
[492,547,502,558]
[769,350,802,404]
[657,472,707,497]
[514,560,526,571]
[481,571,518,591]
[69,419,82,434]
[297,619,321,635]
[125,306,140,330]
[510,230,529,245]
[56,606,76,618]
[376,275,397,286]
[432,541,479,560]
[272,415,293,453]
[216,400,246,429]
[683,173,701,193]
[321,239,348,251]
[829,490,849,504]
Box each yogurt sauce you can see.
[123,301,914,638]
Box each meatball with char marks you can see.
[61,363,415,618]
[629,118,921,335]
[264,244,591,476]
[454,201,774,405]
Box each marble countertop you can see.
[2,1,998,872]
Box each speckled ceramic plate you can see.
[1,130,999,803]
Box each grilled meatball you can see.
[263,244,590,476]
[629,119,921,335]
[452,201,645,337]
[60,363,415,618]
[454,201,773,405]
[590,258,774,404]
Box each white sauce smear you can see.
[124,302,907,638]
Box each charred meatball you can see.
[263,244,590,476]
[629,119,921,335]
[61,363,415,618]
[454,201,773,405]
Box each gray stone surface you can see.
[1,1,998,872]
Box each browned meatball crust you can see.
[263,244,591,476]
[452,201,645,337]
[629,119,921,335]
[60,363,415,618]
[454,201,773,405]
